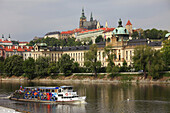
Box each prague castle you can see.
[0,8,168,67]
[31,19,163,67]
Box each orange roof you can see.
[17,47,24,52]
[0,40,12,43]
[3,46,33,52]
[61,28,87,34]
[79,28,107,34]
[103,28,115,33]
[4,47,13,52]
[126,20,132,25]
[19,42,29,44]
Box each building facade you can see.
[44,31,60,39]
[31,19,163,67]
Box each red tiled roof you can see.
[126,20,132,25]
[61,28,87,34]
[17,47,25,52]
[61,31,74,34]
[19,42,29,44]
[4,47,13,52]
[3,46,33,52]
[79,28,107,34]
[103,28,115,33]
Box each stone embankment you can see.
[0,72,170,84]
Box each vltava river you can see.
[0,81,170,113]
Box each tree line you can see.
[0,40,169,79]
[132,28,168,40]
[28,37,83,47]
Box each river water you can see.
[0,81,170,113]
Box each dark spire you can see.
[2,34,4,38]
[90,12,93,21]
[80,7,86,19]
[9,34,10,38]
[82,7,85,17]
[118,18,123,27]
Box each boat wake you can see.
[0,96,10,99]
[73,101,87,105]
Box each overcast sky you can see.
[0,0,170,41]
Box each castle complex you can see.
[31,19,163,67]
[0,8,169,67]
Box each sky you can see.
[0,0,170,41]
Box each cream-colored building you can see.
[32,42,106,67]
[31,19,163,67]
[44,31,60,39]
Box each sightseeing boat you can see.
[9,86,86,104]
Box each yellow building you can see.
[31,19,163,67]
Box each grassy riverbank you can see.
[0,72,170,83]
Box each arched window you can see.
[107,38,111,42]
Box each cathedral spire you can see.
[80,7,86,19]
[90,12,93,21]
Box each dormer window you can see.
[116,29,118,33]
[124,29,127,33]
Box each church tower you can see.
[90,12,93,22]
[79,7,87,28]
[125,20,132,36]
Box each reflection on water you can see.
[0,81,170,113]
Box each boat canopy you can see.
[24,87,59,89]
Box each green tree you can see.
[84,44,101,78]
[95,35,103,43]
[48,62,59,75]
[133,46,152,78]
[132,31,139,39]
[72,62,80,73]
[0,57,4,74]
[23,57,35,79]
[57,54,74,76]
[143,28,168,39]
[35,56,50,76]
[120,60,128,72]
[88,40,93,45]
[133,45,164,78]
[4,55,23,76]
[161,40,170,70]
[103,45,119,77]
[148,50,164,79]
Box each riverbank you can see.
[0,73,170,84]
[0,106,21,113]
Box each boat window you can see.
[52,89,54,92]
[58,94,63,96]
[58,89,61,93]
